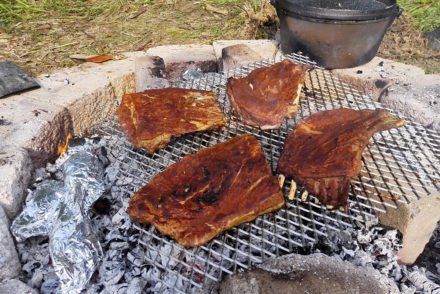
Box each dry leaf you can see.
[86,54,113,63]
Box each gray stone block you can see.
[134,55,169,92]
[375,193,440,264]
[146,45,217,80]
[213,40,280,64]
[333,57,440,132]
[0,148,32,219]
[0,206,21,281]
[221,44,263,73]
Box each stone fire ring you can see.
[1,40,439,289]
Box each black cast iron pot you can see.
[271,0,402,69]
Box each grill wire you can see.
[96,53,440,293]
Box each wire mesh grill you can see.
[96,53,440,293]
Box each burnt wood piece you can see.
[226,59,310,130]
[128,134,285,247]
[118,88,225,153]
[277,108,405,209]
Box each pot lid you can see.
[273,0,400,21]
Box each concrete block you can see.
[146,44,217,80]
[213,39,280,70]
[333,57,440,131]
[221,44,263,73]
[0,95,71,166]
[0,206,21,281]
[0,279,37,293]
[0,148,32,219]
[218,253,399,294]
[376,193,440,264]
[24,53,138,135]
[134,56,169,92]
[382,83,440,130]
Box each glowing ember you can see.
[57,134,72,156]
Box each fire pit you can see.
[10,52,440,293]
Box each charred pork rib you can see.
[277,108,405,209]
[128,134,285,247]
[118,88,225,153]
[226,59,310,130]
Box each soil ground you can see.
[0,1,438,76]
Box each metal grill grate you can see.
[96,53,440,293]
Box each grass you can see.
[397,0,440,32]
[0,0,438,75]
[0,0,150,28]
[0,1,259,75]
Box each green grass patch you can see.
[398,0,440,32]
[0,0,150,28]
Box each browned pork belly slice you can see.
[118,88,225,153]
[226,59,310,129]
[128,134,285,247]
[277,108,405,209]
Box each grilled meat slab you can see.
[277,108,405,209]
[118,88,225,153]
[128,134,285,247]
[226,59,310,130]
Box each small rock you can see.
[425,27,440,51]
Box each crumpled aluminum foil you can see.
[12,151,105,293]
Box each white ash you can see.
[313,218,440,293]
[16,135,440,293]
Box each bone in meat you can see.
[277,108,405,209]
[226,59,310,130]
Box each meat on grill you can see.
[118,88,225,153]
[128,134,285,247]
[226,59,310,130]
[277,108,405,209]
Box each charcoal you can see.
[30,269,44,289]
[102,283,127,294]
[99,257,125,286]
[15,124,440,294]
[126,277,147,294]
[40,271,60,294]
